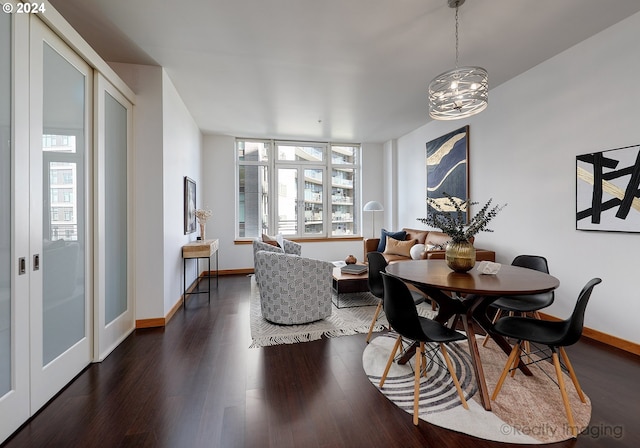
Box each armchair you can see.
[252,238,303,283]
[254,250,334,325]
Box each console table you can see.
[182,239,219,308]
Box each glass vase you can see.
[199,222,206,240]
[445,241,476,273]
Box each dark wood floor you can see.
[3,275,639,448]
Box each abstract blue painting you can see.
[426,126,469,222]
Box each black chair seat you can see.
[416,317,466,343]
[493,316,569,346]
[491,255,554,313]
[483,255,554,349]
[491,292,553,313]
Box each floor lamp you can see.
[363,201,384,238]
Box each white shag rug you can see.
[249,277,435,348]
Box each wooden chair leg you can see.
[440,343,469,409]
[366,302,383,343]
[422,350,428,378]
[482,309,503,347]
[552,351,577,437]
[511,343,522,377]
[559,347,586,403]
[379,335,402,388]
[413,345,422,425]
[492,342,521,400]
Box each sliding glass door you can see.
[29,17,92,411]
[94,74,134,361]
[0,7,30,443]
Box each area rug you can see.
[249,277,435,348]
[363,333,592,444]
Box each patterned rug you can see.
[249,277,434,348]
[363,333,592,444]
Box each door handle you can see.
[19,257,26,275]
[33,254,40,271]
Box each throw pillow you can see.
[384,237,416,257]
[410,243,426,260]
[262,233,280,247]
[377,229,407,252]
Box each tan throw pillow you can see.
[262,233,280,247]
[383,237,416,257]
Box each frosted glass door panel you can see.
[105,93,127,323]
[41,43,86,365]
[0,10,11,396]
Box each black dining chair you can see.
[365,252,426,343]
[378,273,469,425]
[483,255,554,348]
[491,278,602,437]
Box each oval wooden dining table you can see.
[385,259,560,411]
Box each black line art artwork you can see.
[576,145,640,232]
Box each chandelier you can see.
[428,0,488,120]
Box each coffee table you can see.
[331,266,371,308]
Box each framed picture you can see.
[426,126,470,222]
[577,144,640,232]
[184,176,196,234]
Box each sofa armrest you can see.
[475,249,496,262]
[423,250,446,260]
[363,238,380,260]
[424,248,495,262]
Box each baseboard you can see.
[539,312,640,356]
[135,272,213,329]
[135,317,166,328]
[205,268,254,276]
[134,277,639,357]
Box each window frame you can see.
[235,138,361,240]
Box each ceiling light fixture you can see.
[428,0,488,120]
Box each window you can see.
[236,139,361,239]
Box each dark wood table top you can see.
[385,259,559,296]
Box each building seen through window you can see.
[237,139,360,239]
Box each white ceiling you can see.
[50,0,640,143]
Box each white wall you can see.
[110,63,203,319]
[202,136,383,269]
[110,63,165,319]
[161,69,203,314]
[395,12,640,344]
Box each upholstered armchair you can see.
[252,238,302,283]
[252,240,283,283]
[254,250,334,325]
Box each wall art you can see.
[576,144,640,232]
[426,125,469,222]
[184,176,197,234]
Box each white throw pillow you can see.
[410,243,426,260]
